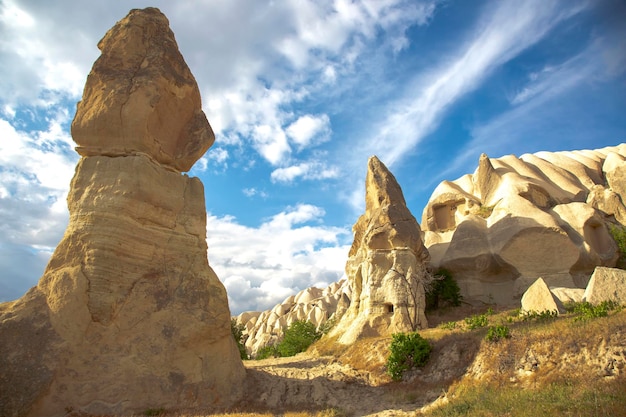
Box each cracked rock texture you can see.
[0,8,244,417]
[329,156,431,344]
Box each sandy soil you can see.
[239,354,441,416]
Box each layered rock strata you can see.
[235,280,350,357]
[330,156,431,344]
[0,8,244,417]
[423,145,626,304]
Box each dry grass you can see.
[423,376,626,417]
[421,308,626,416]
[75,307,626,417]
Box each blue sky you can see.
[1,0,625,314]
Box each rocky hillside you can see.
[238,144,626,355]
[235,280,350,356]
[423,145,625,304]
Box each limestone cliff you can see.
[0,8,244,417]
[423,144,626,304]
[330,156,431,344]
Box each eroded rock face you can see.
[0,8,244,417]
[330,156,430,344]
[71,7,214,172]
[235,280,350,357]
[423,145,626,305]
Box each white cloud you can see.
[361,0,590,167]
[242,188,268,199]
[286,114,331,150]
[270,160,340,183]
[0,113,77,301]
[206,205,350,314]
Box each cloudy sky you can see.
[1,0,625,314]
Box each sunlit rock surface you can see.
[423,144,625,304]
[0,8,244,417]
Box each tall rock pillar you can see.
[0,8,245,417]
[332,156,431,345]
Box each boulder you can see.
[550,287,585,304]
[71,7,214,172]
[583,267,626,305]
[0,8,244,417]
[521,278,565,314]
[330,156,430,345]
[423,145,626,305]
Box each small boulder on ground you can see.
[583,267,626,305]
[521,277,565,314]
[550,287,585,304]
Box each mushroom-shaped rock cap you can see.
[71,7,214,172]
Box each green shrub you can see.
[231,319,249,360]
[255,344,279,360]
[570,300,621,322]
[485,325,511,342]
[521,309,558,322]
[426,268,463,311]
[464,313,489,330]
[254,320,322,359]
[277,320,322,357]
[386,332,432,381]
[609,224,626,269]
[439,321,458,330]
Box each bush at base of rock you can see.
[231,319,248,360]
[386,332,432,381]
[254,320,322,359]
[425,268,462,311]
[567,300,622,322]
[485,325,511,343]
[609,224,626,269]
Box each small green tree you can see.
[386,332,432,381]
[276,320,322,357]
[231,319,248,360]
[426,268,462,311]
[255,344,279,360]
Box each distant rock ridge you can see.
[0,8,244,417]
[235,280,350,357]
[239,145,625,352]
[423,144,626,304]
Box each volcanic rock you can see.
[71,7,214,172]
[0,8,244,417]
[583,267,626,305]
[235,280,350,357]
[330,156,431,345]
[521,277,565,315]
[423,145,625,305]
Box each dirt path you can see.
[239,354,442,416]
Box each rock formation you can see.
[329,156,431,344]
[520,277,565,315]
[235,280,350,357]
[423,145,626,305]
[0,8,244,417]
[583,267,626,305]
